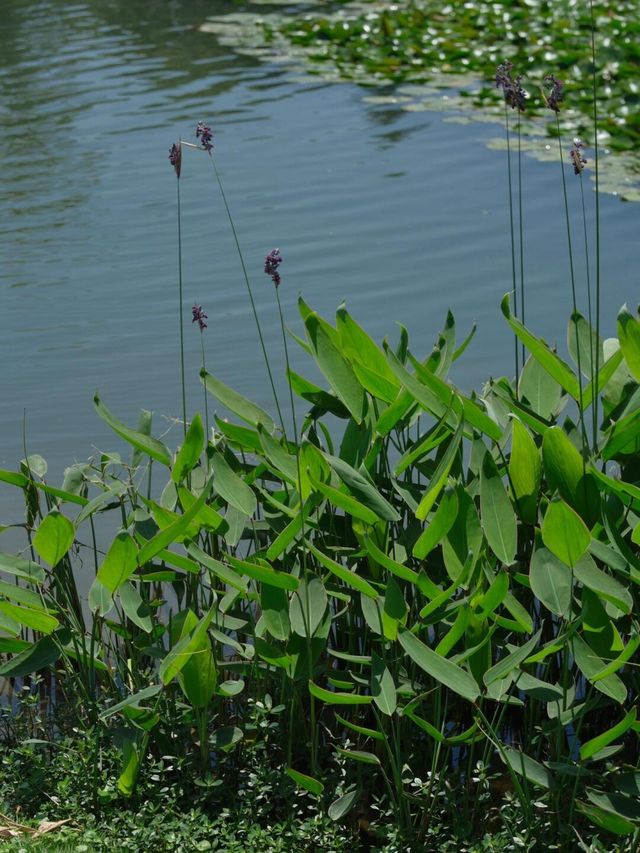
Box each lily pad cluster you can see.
[270,0,639,155]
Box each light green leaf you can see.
[286,768,324,796]
[211,452,256,517]
[94,394,171,466]
[542,499,590,567]
[529,547,572,617]
[617,304,640,382]
[480,452,517,565]
[398,627,480,702]
[502,746,550,788]
[508,418,540,524]
[172,413,205,483]
[33,510,75,567]
[581,708,637,761]
[201,369,275,432]
[159,604,216,685]
[307,542,378,599]
[371,653,397,716]
[308,680,373,705]
[96,531,138,594]
[290,576,327,637]
[574,553,633,615]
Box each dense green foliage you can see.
[1,290,639,848]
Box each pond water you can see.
[2,0,639,522]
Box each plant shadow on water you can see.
[1,8,640,853]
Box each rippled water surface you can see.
[1,0,639,519]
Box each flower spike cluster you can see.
[192,305,208,331]
[264,248,283,288]
[196,121,213,152]
[168,142,182,178]
[543,74,565,113]
[495,61,527,112]
[569,138,587,175]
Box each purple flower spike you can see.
[543,74,564,113]
[495,61,527,112]
[264,248,283,288]
[168,142,182,178]
[569,138,587,175]
[196,121,213,152]
[192,304,208,331]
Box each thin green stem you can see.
[590,0,601,451]
[176,179,187,438]
[200,331,210,441]
[207,154,285,429]
[504,105,520,392]
[555,115,589,453]
[517,112,526,368]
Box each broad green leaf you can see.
[362,534,420,586]
[568,312,603,379]
[170,609,217,708]
[583,346,625,409]
[0,601,58,635]
[415,418,463,521]
[94,394,171,466]
[483,630,541,686]
[0,580,44,609]
[0,553,44,583]
[308,542,378,599]
[0,634,62,678]
[577,800,636,836]
[382,576,406,640]
[290,576,327,637]
[413,486,458,559]
[187,544,248,593]
[508,418,540,524]
[480,452,517,565]
[201,369,275,432]
[617,304,640,381]
[335,747,380,766]
[326,454,400,522]
[119,582,152,633]
[214,416,262,452]
[33,510,75,567]
[210,726,243,751]
[398,627,480,702]
[476,569,509,619]
[335,713,385,741]
[336,304,400,403]
[101,685,162,720]
[574,553,632,615]
[542,499,590,567]
[519,355,563,420]
[308,680,373,705]
[96,531,138,594]
[328,789,359,821]
[581,708,637,761]
[286,768,324,796]
[260,585,291,641]
[572,633,627,704]
[227,554,298,591]
[137,477,213,566]
[304,308,367,423]
[529,547,572,617]
[409,354,502,440]
[117,735,141,796]
[159,604,216,685]
[542,426,597,523]
[211,452,256,517]
[171,413,205,483]
[371,653,397,716]
[502,746,550,788]
[502,293,580,399]
[307,471,378,525]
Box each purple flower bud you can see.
[495,61,527,112]
[168,142,182,178]
[543,74,564,113]
[264,248,283,288]
[196,121,213,153]
[192,304,208,331]
[569,138,587,175]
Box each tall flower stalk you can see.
[543,75,589,452]
[590,0,601,450]
[169,141,187,438]
[496,62,526,390]
[188,122,285,431]
[192,304,210,440]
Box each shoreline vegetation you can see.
[2,6,640,852]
